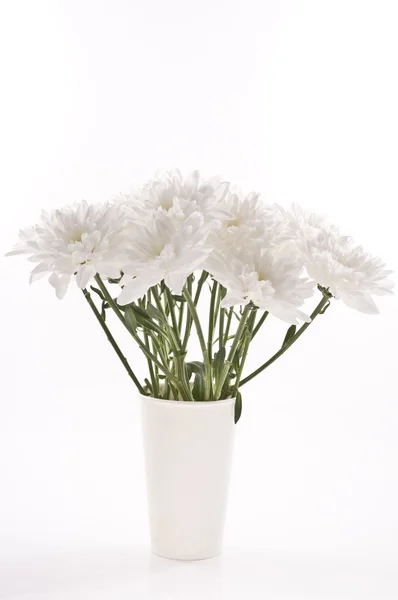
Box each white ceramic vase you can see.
[140,395,236,561]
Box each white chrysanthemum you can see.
[276,203,351,266]
[117,210,211,305]
[222,190,265,229]
[212,189,293,253]
[117,169,232,223]
[7,201,128,298]
[286,205,394,313]
[284,203,350,245]
[205,246,315,324]
[301,233,394,313]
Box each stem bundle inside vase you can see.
[7,169,394,420]
[83,271,332,407]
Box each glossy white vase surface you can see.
[140,395,236,560]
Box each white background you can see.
[1,1,398,598]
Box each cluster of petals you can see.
[118,210,211,305]
[205,246,314,324]
[284,204,394,314]
[116,169,231,223]
[8,169,394,320]
[7,202,129,298]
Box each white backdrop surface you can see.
[0,1,397,598]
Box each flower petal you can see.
[164,270,189,295]
[341,293,380,315]
[29,262,52,283]
[117,272,162,305]
[75,264,96,289]
[49,273,71,299]
[221,292,248,307]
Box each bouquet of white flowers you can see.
[8,169,394,421]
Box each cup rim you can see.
[138,394,236,406]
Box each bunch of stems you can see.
[83,272,331,401]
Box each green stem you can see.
[82,288,145,394]
[183,284,211,399]
[151,285,165,316]
[151,285,174,378]
[181,275,193,352]
[145,290,159,396]
[165,287,181,342]
[139,292,158,397]
[151,338,160,395]
[215,304,252,399]
[213,281,221,330]
[231,310,256,397]
[251,311,268,339]
[194,270,209,303]
[182,271,208,352]
[165,286,192,401]
[178,299,185,336]
[148,329,172,387]
[240,294,331,387]
[207,278,218,367]
[223,307,233,347]
[143,329,158,397]
[94,275,182,391]
[153,285,183,354]
[219,308,225,351]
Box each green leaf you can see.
[214,346,226,380]
[131,306,167,337]
[234,391,242,424]
[198,271,209,285]
[146,302,167,323]
[171,294,185,302]
[134,306,150,319]
[320,300,331,314]
[124,306,137,333]
[232,346,241,370]
[107,273,123,284]
[101,300,109,321]
[90,286,105,301]
[115,302,128,312]
[213,334,235,346]
[317,284,333,299]
[144,378,153,393]
[282,324,296,348]
[186,361,205,380]
[192,371,206,401]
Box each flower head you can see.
[7,201,128,298]
[301,234,394,313]
[211,189,293,254]
[117,210,211,305]
[117,169,231,224]
[287,206,394,313]
[7,172,393,319]
[205,245,314,324]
